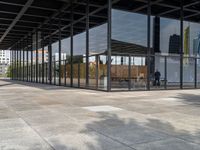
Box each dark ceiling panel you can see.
[1,0,200,50]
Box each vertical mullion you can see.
[10,50,12,79]
[49,22,52,85]
[95,55,99,89]
[195,58,197,88]
[70,0,74,87]
[128,55,131,90]
[180,0,183,89]
[64,60,67,86]
[16,43,18,80]
[107,0,112,92]
[164,56,167,89]
[59,14,62,86]
[86,0,89,87]
[23,40,25,81]
[26,38,29,81]
[36,31,38,83]
[31,35,33,82]
[147,0,151,91]
[19,42,22,80]
[42,32,45,84]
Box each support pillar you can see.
[31,35,33,82]
[59,15,62,86]
[147,0,151,90]
[42,32,45,84]
[107,0,112,92]
[70,0,74,87]
[86,0,89,87]
[180,0,183,89]
[36,31,38,83]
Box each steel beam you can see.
[0,0,34,43]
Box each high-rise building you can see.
[193,32,200,56]
[0,50,10,76]
[33,50,48,63]
[169,34,180,54]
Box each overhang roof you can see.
[0,0,200,50]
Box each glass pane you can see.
[166,56,180,89]
[183,57,195,88]
[150,55,166,90]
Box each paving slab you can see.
[0,79,200,150]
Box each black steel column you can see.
[95,55,99,89]
[42,32,44,84]
[70,0,74,87]
[164,56,167,89]
[86,0,89,87]
[54,60,56,85]
[26,38,29,81]
[15,48,16,80]
[78,61,80,87]
[58,15,62,86]
[128,55,131,90]
[48,22,52,84]
[64,60,67,86]
[36,31,38,83]
[23,40,25,81]
[147,0,151,90]
[19,42,22,80]
[180,0,183,89]
[31,35,33,82]
[195,58,197,88]
[107,0,112,92]
[10,48,14,80]
[16,43,19,80]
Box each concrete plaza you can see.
[0,79,200,150]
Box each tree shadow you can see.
[48,112,200,150]
[173,93,200,107]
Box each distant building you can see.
[193,33,200,56]
[52,53,67,61]
[0,50,10,76]
[33,49,48,63]
[169,34,180,54]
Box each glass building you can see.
[1,0,200,91]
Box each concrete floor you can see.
[0,79,200,150]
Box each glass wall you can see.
[182,21,200,88]
[61,36,71,86]
[44,46,48,84]
[111,7,148,91]
[11,0,200,92]
[52,39,59,85]
[89,23,108,89]
[73,28,86,88]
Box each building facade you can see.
[1,0,199,91]
[0,50,10,77]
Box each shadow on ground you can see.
[174,93,200,106]
[50,113,200,150]
[0,79,75,91]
